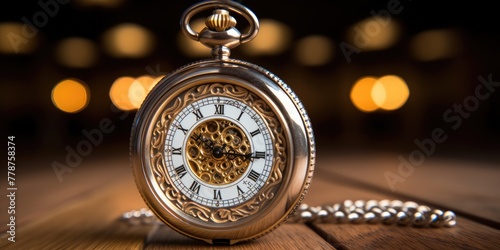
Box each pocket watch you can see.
[130,0,315,245]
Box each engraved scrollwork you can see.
[150,83,286,223]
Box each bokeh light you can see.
[372,75,409,110]
[294,35,334,66]
[350,76,379,112]
[0,22,38,54]
[409,29,461,61]
[347,16,401,51]
[51,79,90,113]
[134,75,156,92]
[351,75,409,112]
[110,76,136,111]
[128,79,147,109]
[56,37,98,68]
[102,23,155,58]
[243,19,292,56]
[110,75,164,111]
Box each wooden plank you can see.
[310,221,500,250]
[305,169,500,249]
[2,152,498,249]
[0,181,150,249]
[145,223,335,250]
[317,153,500,226]
[0,155,138,232]
[0,156,150,249]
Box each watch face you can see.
[149,82,286,223]
[162,83,284,213]
[131,59,314,244]
[164,95,274,209]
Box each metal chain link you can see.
[288,200,457,227]
[120,208,160,226]
[120,200,457,228]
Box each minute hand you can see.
[224,151,265,160]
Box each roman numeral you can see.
[237,185,244,196]
[214,104,224,115]
[175,124,188,135]
[192,108,203,120]
[237,106,247,121]
[250,129,261,137]
[172,147,182,155]
[174,165,187,179]
[213,189,222,200]
[254,151,266,159]
[189,181,201,194]
[248,170,260,182]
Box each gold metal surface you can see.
[206,9,237,32]
[186,119,251,185]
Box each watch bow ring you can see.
[130,0,315,245]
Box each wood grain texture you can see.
[307,174,500,250]
[317,152,500,225]
[1,153,498,249]
[145,223,335,250]
[0,180,150,250]
[311,221,500,250]
[0,156,149,249]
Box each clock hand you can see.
[191,133,230,160]
[191,135,265,161]
[229,152,265,161]
[191,133,215,149]
[222,145,264,160]
[218,143,245,160]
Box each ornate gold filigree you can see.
[150,83,286,223]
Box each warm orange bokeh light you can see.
[135,75,156,92]
[56,37,98,68]
[294,35,334,66]
[351,75,410,112]
[410,29,461,62]
[110,75,165,111]
[52,79,90,113]
[128,80,147,109]
[347,16,401,51]
[243,19,291,56]
[350,77,379,112]
[110,76,136,111]
[372,75,409,110]
[0,22,38,54]
[102,23,155,58]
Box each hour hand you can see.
[191,133,214,149]
[244,152,266,160]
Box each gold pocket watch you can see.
[130,0,315,245]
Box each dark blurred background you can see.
[1,0,499,169]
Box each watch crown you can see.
[206,9,237,32]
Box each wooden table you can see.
[1,149,499,249]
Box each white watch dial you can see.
[164,96,273,208]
